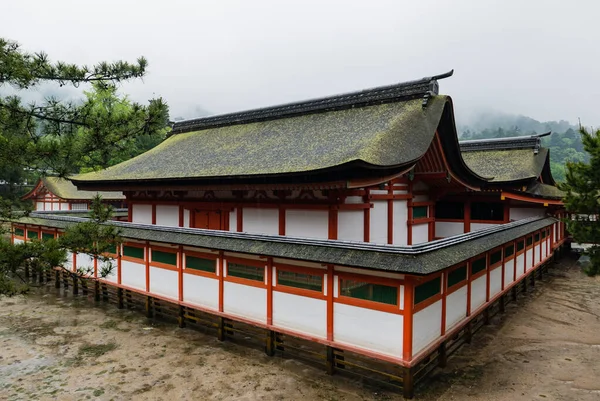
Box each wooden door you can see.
[193,210,222,230]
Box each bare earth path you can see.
[1,256,599,401]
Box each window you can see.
[526,236,533,246]
[71,203,88,210]
[14,228,24,237]
[435,202,464,219]
[414,277,441,305]
[27,230,39,240]
[152,249,177,266]
[277,270,322,292]
[541,231,546,239]
[471,202,504,221]
[505,245,515,258]
[340,279,398,305]
[516,240,525,252]
[227,262,264,282]
[413,206,428,219]
[490,250,502,265]
[534,233,540,242]
[186,256,216,273]
[471,257,486,275]
[123,245,145,260]
[447,265,467,288]
[106,244,118,254]
[42,232,55,241]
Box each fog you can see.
[2,0,599,125]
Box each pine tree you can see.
[0,38,170,294]
[561,127,600,276]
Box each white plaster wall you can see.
[229,209,237,232]
[132,204,152,224]
[392,200,408,245]
[149,267,178,299]
[445,286,467,330]
[76,253,95,272]
[471,222,498,232]
[121,260,146,290]
[183,209,190,228]
[60,202,70,211]
[435,222,463,238]
[338,210,363,241]
[285,210,328,239]
[13,238,24,244]
[36,201,44,211]
[223,281,267,323]
[272,292,327,338]
[412,224,429,244]
[370,201,387,244]
[470,275,487,312]
[183,274,219,310]
[98,258,118,282]
[156,205,179,227]
[526,249,534,271]
[243,208,279,235]
[516,254,525,278]
[412,300,442,355]
[489,267,502,298]
[504,258,515,286]
[334,303,403,357]
[64,251,73,270]
[510,207,545,221]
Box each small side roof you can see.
[22,177,125,201]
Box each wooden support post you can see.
[523,275,528,293]
[72,275,79,295]
[265,330,276,357]
[531,271,535,287]
[54,270,60,289]
[117,288,124,309]
[438,341,448,368]
[82,280,88,295]
[326,346,336,375]
[145,296,153,318]
[511,286,517,301]
[499,294,506,313]
[465,321,472,344]
[178,305,186,328]
[483,308,490,325]
[94,280,100,302]
[335,349,345,370]
[403,367,415,399]
[102,283,108,302]
[217,317,225,341]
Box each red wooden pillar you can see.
[266,258,273,325]
[464,200,471,233]
[403,278,414,362]
[326,265,334,341]
[328,206,338,240]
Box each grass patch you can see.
[78,343,118,358]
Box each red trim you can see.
[278,206,285,235]
[403,278,414,361]
[336,295,402,315]
[326,265,334,341]
[145,242,150,291]
[218,251,224,312]
[236,207,243,232]
[117,247,122,285]
[178,246,184,301]
[466,260,471,316]
[364,189,371,242]
[464,200,471,233]
[178,205,184,227]
[328,207,338,240]
[266,258,273,325]
[441,272,447,335]
[500,191,563,205]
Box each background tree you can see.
[561,127,600,276]
[0,38,170,294]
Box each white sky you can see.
[2,0,599,125]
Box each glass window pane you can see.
[277,270,322,292]
[228,262,264,282]
[414,277,441,305]
[340,279,398,305]
[123,245,145,260]
[186,256,216,273]
[152,250,177,266]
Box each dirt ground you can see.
[1,255,599,401]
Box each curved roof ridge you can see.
[172,70,454,135]
[460,132,551,152]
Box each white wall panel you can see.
[470,275,487,312]
[334,303,403,357]
[183,209,190,228]
[445,286,467,330]
[60,202,70,211]
[435,222,463,238]
[156,205,179,227]
[121,260,146,290]
[13,238,24,244]
[412,224,429,244]
[285,210,328,239]
[412,300,442,355]
[229,209,237,232]
[76,253,95,272]
[243,208,279,235]
[338,210,363,241]
[183,274,219,310]
[101,258,118,282]
[36,202,44,211]
[369,201,387,244]
[516,254,525,278]
[510,207,545,221]
[526,249,533,271]
[489,267,502,298]
[223,281,266,323]
[132,204,152,225]
[392,200,408,245]
[504,258,515,286]
[273,292,327,338]
[149,267,178,299]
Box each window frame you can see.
[489,247,503,269]
[13,226,25,238]
[274,263,326,299]
[336,271,403,314]
[183,250,218,278]
[446,264,468,294]
[150,246,179,271]
[224,256,266,288]
[413,275,442,312]
[122,242,146,262]
[470,255,487,279]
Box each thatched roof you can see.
[22,177,124,201]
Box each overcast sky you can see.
[3,0,599,126]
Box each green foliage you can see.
[561,128,600,276]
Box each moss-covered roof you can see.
[23,177,125,201]
[9,213,556,275]
[73,96,448,184]
[461,147,550,182]
[523,182,565,200]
